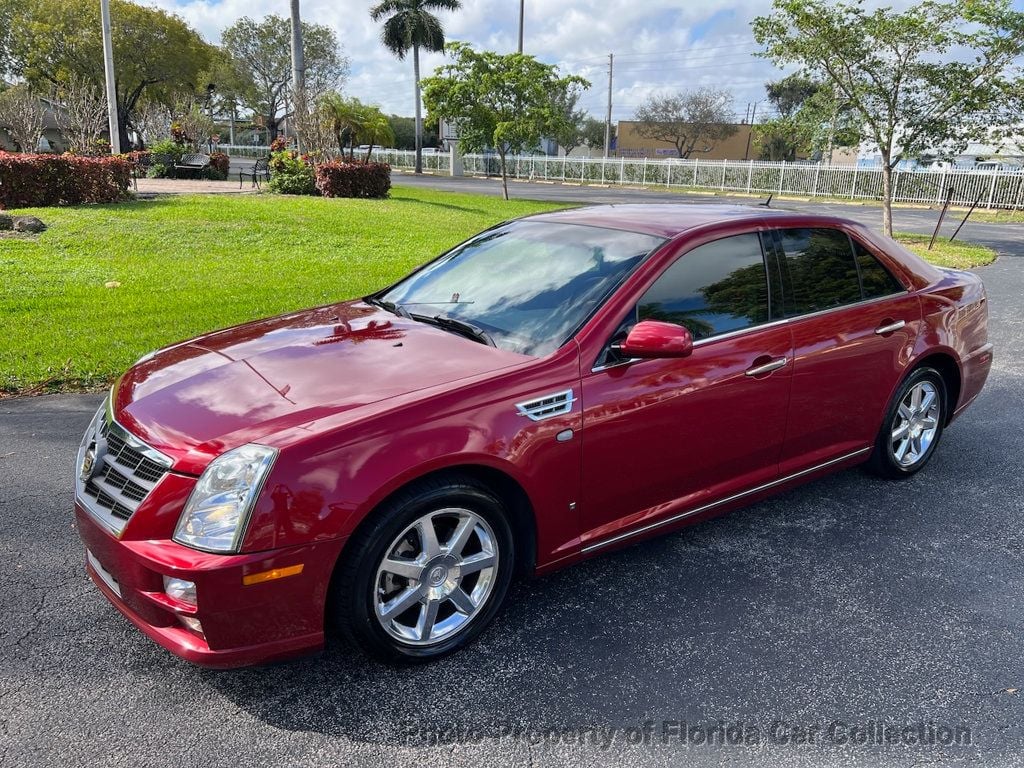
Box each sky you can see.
[145,0,1024,126]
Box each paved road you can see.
[2,183,1024,767]
[394,171,1021,250]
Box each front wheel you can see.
[866,367,947,478]
[331,476,515,662]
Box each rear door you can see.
[768,228,919,474]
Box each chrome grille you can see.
[76,398,172,535]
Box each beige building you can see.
[614,120,757,160]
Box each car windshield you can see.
[378,220,665,356]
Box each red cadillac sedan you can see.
[74,204,992,666]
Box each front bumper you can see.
[75,501,347,668]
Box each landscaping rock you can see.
[0,213,13,230]
[13,216,46,233]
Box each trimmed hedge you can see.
[0,152,132,208]
[315,161,391,199]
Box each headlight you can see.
[173,444,277,553]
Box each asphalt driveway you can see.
[2,190,1023,767]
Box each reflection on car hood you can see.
[113,300,528,473]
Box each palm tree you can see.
[320,92,364,157]
[360,108,395,162]
[369,0,461,174]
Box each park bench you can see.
[239,156,271,189]
[173,153,211,178]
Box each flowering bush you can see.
[0,152,132,208]
[315,161,391,199]
[270,136,290,153]
[268,150,316,195]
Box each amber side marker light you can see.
[242,564,304,586]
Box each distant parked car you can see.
[75,204,992,667]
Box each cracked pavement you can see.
[1,186,1023,767]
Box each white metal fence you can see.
[225,146,1024,209]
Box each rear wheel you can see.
[867,367,946,478]
[331,476,515,662]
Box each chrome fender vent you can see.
[516,389,575,421]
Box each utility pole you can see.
[604,53,613,158]
[743,100,759,160]
[100,0,121,154]
[517,0,524,53]
[290,0,305,149]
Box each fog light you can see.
[163,576,197,606]
[179,615,203,634]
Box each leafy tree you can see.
[549,90,587,155]
[756,74,821,161]
[634,88,738,158]
[422,42,589,199]
[4,0,214,150]
[581,115,612,153]
[222,14,348,140]
[370,0,462,174]
[0,85,46,151]
[754,0,1024,236]
[197,47,257,145]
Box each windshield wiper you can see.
[416,313,496,347]
[367,297,412,319]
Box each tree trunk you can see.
[116,105,131,153]
[880,155,894,237]
[413,43,423,174]
[498,148,509,200]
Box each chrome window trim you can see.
[581,446,872,553]
[590,291,914,373]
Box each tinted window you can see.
[853,240,905,298]
[777,228,861,315]
[637,233,770,341]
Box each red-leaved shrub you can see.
[315,162,391,199]
[209,151,230,180]
[0,152,132,208]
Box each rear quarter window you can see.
[852,240,906,298]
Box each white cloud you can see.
[143,0,797,123]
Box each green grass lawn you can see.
[0,187,1000,395]
[893,232,998,269]
[0,187,565,394]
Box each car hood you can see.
[113,301,529,474]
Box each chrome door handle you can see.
[745,357,788,377]
[875,320,906,335]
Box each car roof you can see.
[525,203,853,239]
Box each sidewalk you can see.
[134,178,259,196]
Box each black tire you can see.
[330,474,515,663]
[866,366,947,479]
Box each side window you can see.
[636,233,770,341]
[853,239,905,298]
[776,228,862,315]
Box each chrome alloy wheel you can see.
[891,380,941,468]
[373,508,499,646]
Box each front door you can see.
[579,232,794,548]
